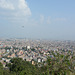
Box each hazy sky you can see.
[0,0,75,40]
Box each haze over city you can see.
[0,0,75,40]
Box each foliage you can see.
[41,52,75,75]
[5,46,11,50]
[31,48,35,51]
[0,62,3,75]
[0,52,75,75]
[6,58,37,75]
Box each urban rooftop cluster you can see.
[0,38,75,68]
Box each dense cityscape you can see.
[0,38,75,75]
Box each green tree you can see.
[7,58,37,75]
[0,62,3,75]
[45,52,74,75]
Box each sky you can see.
[0,0,75,40]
